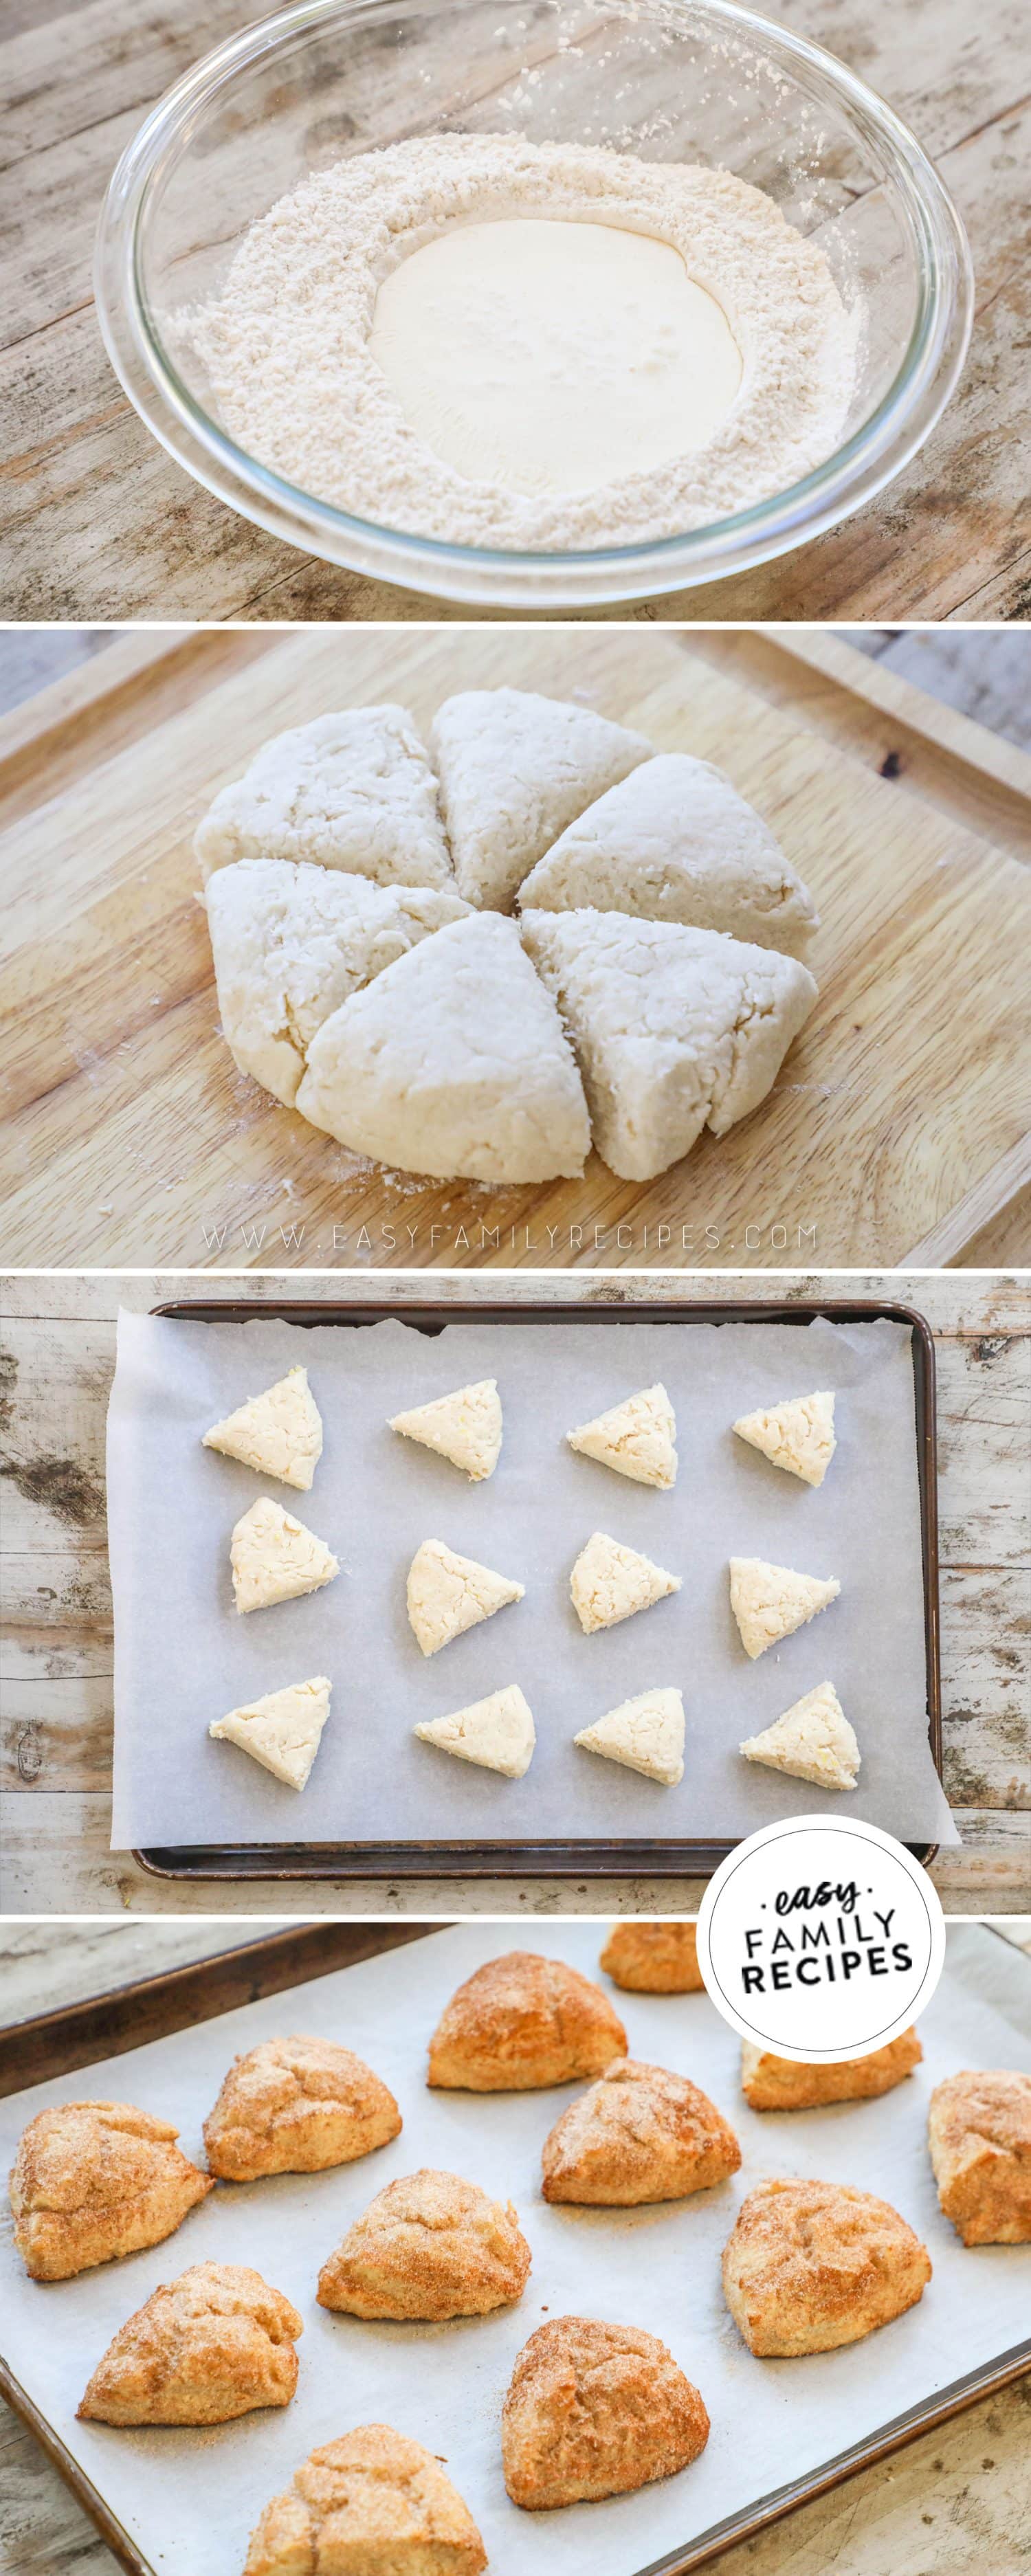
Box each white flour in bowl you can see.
[179,132,860,553]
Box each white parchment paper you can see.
[107,1309,956,1848]
[1,1922,1028,2576]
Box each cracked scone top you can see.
[722,2180,931,2357]
[929,2070,1031,2243]
[78,2263,304,2426]
[317,2166,532,2319]
[502,2316,710,2508]
[243,2426,487,2576]
[203,2036,401,2180]
[10,2102,212,2282]
[542,2060,741,2205]
[428,1950,627,2091]
[599,1920,704,1992]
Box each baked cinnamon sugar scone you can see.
[9,2101,212,2283]
[78,2263,303,2426]
[317,2166,531,2320]
[243,2425,487,2576]
[502,2316,709,2509]
[428,1950,627,2091]
[742,2030,922,2111]
[929,2069,1031,2245]
[722,2179,931,2357]
[203,2036,401,2181]
[542,2059,741,2205]
[600,1921,702,1993]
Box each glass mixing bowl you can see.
[95,0,973,608]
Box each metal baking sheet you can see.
[0,1920,1027,2576]
[111,1300,946,1880]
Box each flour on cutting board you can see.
[179,133,860,549]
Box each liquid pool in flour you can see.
[180,133,860,553]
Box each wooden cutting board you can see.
[1,628,1030,1270]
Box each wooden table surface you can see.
[2,1269,1028,1919]
[1,1916,1028,2576]
[4,0,1030,624]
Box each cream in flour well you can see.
[181,133,859,552]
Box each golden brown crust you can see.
[317,2166,531,2320]
[722,2179,931,2357]
[542,2059,740,2204]
[741,2030,922,2111]
[77,2262,303,2426]
[243,2425,487,2575]
[502,2316,709,2509]
[9,2100,212,2283]
[929,2069,1031,2245]
[599,1922,702,1993]
[203,2036,401,2181]
[428,1951,627,2091]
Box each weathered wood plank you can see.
[3,0,1028,621]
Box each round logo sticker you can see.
[696,1814,945,2063]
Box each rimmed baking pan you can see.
[130,1298,942,1883]
[1,1921,1026,2576]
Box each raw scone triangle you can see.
[519,752,818,955]
[204,858,469,1107]
[733,1390,836,1487]
[203,1363,323,1491]
[431,686,653,911]
[230,1496,339,1613]
[243,2427,487,2576]
[729,1555,839,1658]
[194,704,452,887]
[570,1531,681,1634]
[741,1681,860,1790]
[568,1382,676,1488]
[575,1688,685,1786]
[390,1377,502,1481]
[210,1676,332,1790]
[414,1684,535,1778]
[521,908,818,1181]
[407,1537,524,1654]
[296,913,590,1181]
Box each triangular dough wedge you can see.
[204,859,469,1105]
[194,705,452,887]
[78,2264,303,2427]
[414,1684,535,1778]
[230,1496,339,1612]
[210,1676,331,1790]
[502,2316,709,2507]
[729,1556,839,1658]
[243,2428,487,2576]
[522,908,817,1181]
[570,1531,680,1634]
[390,1378,502,1481]
[568,1382,676,1488]
[734,1390,836,1487]
[296,913,590,1181]
[203,1364,323,1490]
[431,687,652,911]
[408,1538,524,1654]
[575,1688,685,1786]
[542,2061,741,2204]
[520,752,818,954]
[741,1681,860,1790]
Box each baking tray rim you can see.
[131,1297,942,1882]
[1,1920,1025,2576]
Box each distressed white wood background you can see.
[0,1916,1028,2576]
[1,1270,1028,1918]
[3,0,1030,623]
